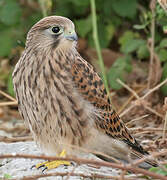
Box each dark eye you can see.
[52,26,60,33]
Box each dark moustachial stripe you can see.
[48,59,55,74]
[52,39,60,49]
[51,34,61,49]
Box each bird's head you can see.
[26,16,78,51]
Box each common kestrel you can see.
[12,16,157,170]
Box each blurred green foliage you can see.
[108,55,132,90]
[149,164,167,176]
[0,0,167,95]
[3,173,12,179]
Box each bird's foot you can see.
[32,150,71,173]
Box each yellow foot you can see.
[32,150,71,172]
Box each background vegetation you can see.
[0,0,167,96]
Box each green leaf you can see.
[68,0,89,6]
[133,24,147,30]
[88,33,94,47]
[98,22,115,48]
[102,0,113,16]
[53,1,72,17]
[108,68,124,90]
[137,44,149,59]
[0,30,13,57]
[108,55,132,90]
[160,62,167,96]
[149,166,167,176]
[158,49,167,62]
[112,55,132,71]
[159,38,167,48]
[0,0,22,25]
[111,0,137,18]
[163,26,167,33]
[75,16,92,38]
[106,24,115,43]
[118,31,135,46]
[88,19,115,48]
[155,31,163,44]
[60,0,89,16]
[120,39,145,54]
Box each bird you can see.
[12,16,157,170]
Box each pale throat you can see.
[56,39,77,51]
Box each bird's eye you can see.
[52,26,60,34]
[47,26,63,35]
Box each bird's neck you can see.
[22,46,78,76]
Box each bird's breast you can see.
[13,52,96,154]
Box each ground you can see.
[0,141,119,179]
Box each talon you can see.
[35,161,49,169]
[42,167,48,174]
[37,164,45,169]
[71,162,75,166]
[30,165,36,169]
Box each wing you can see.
[71,55,148,155]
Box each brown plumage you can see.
[12,16,157,169]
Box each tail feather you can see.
[123,139,148,155]
[131,150,158,169]
[122,137,158,168]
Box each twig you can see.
[120,104,134,117]
[0,136,33,143]
[118,94,134,115]
[117,79,164,118]
[148,0,156,89]
[158,0,167,13]
[144,105,164,118]
[118,81,162,118]
[142,78,167,99]
[118,86,145,114]
[162,98,167,140]
[126,114,149,126]
[132,150,167,167]
[130,127,167,133]
[117,79,140,99]
[0,101,18,106]
[0,154,166,180]
[0,124,26,133]
[10,172,116,180]
[119,78,166,117]
[0,90,16,102]
[90,0,112,104]
[134,131,156,136]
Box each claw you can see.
[30,165,36,169]
[35,161,49,169]
[42,167,48,174]
[37,164,45,169]
[71,162,75,166]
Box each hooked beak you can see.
[64,32,78,41]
